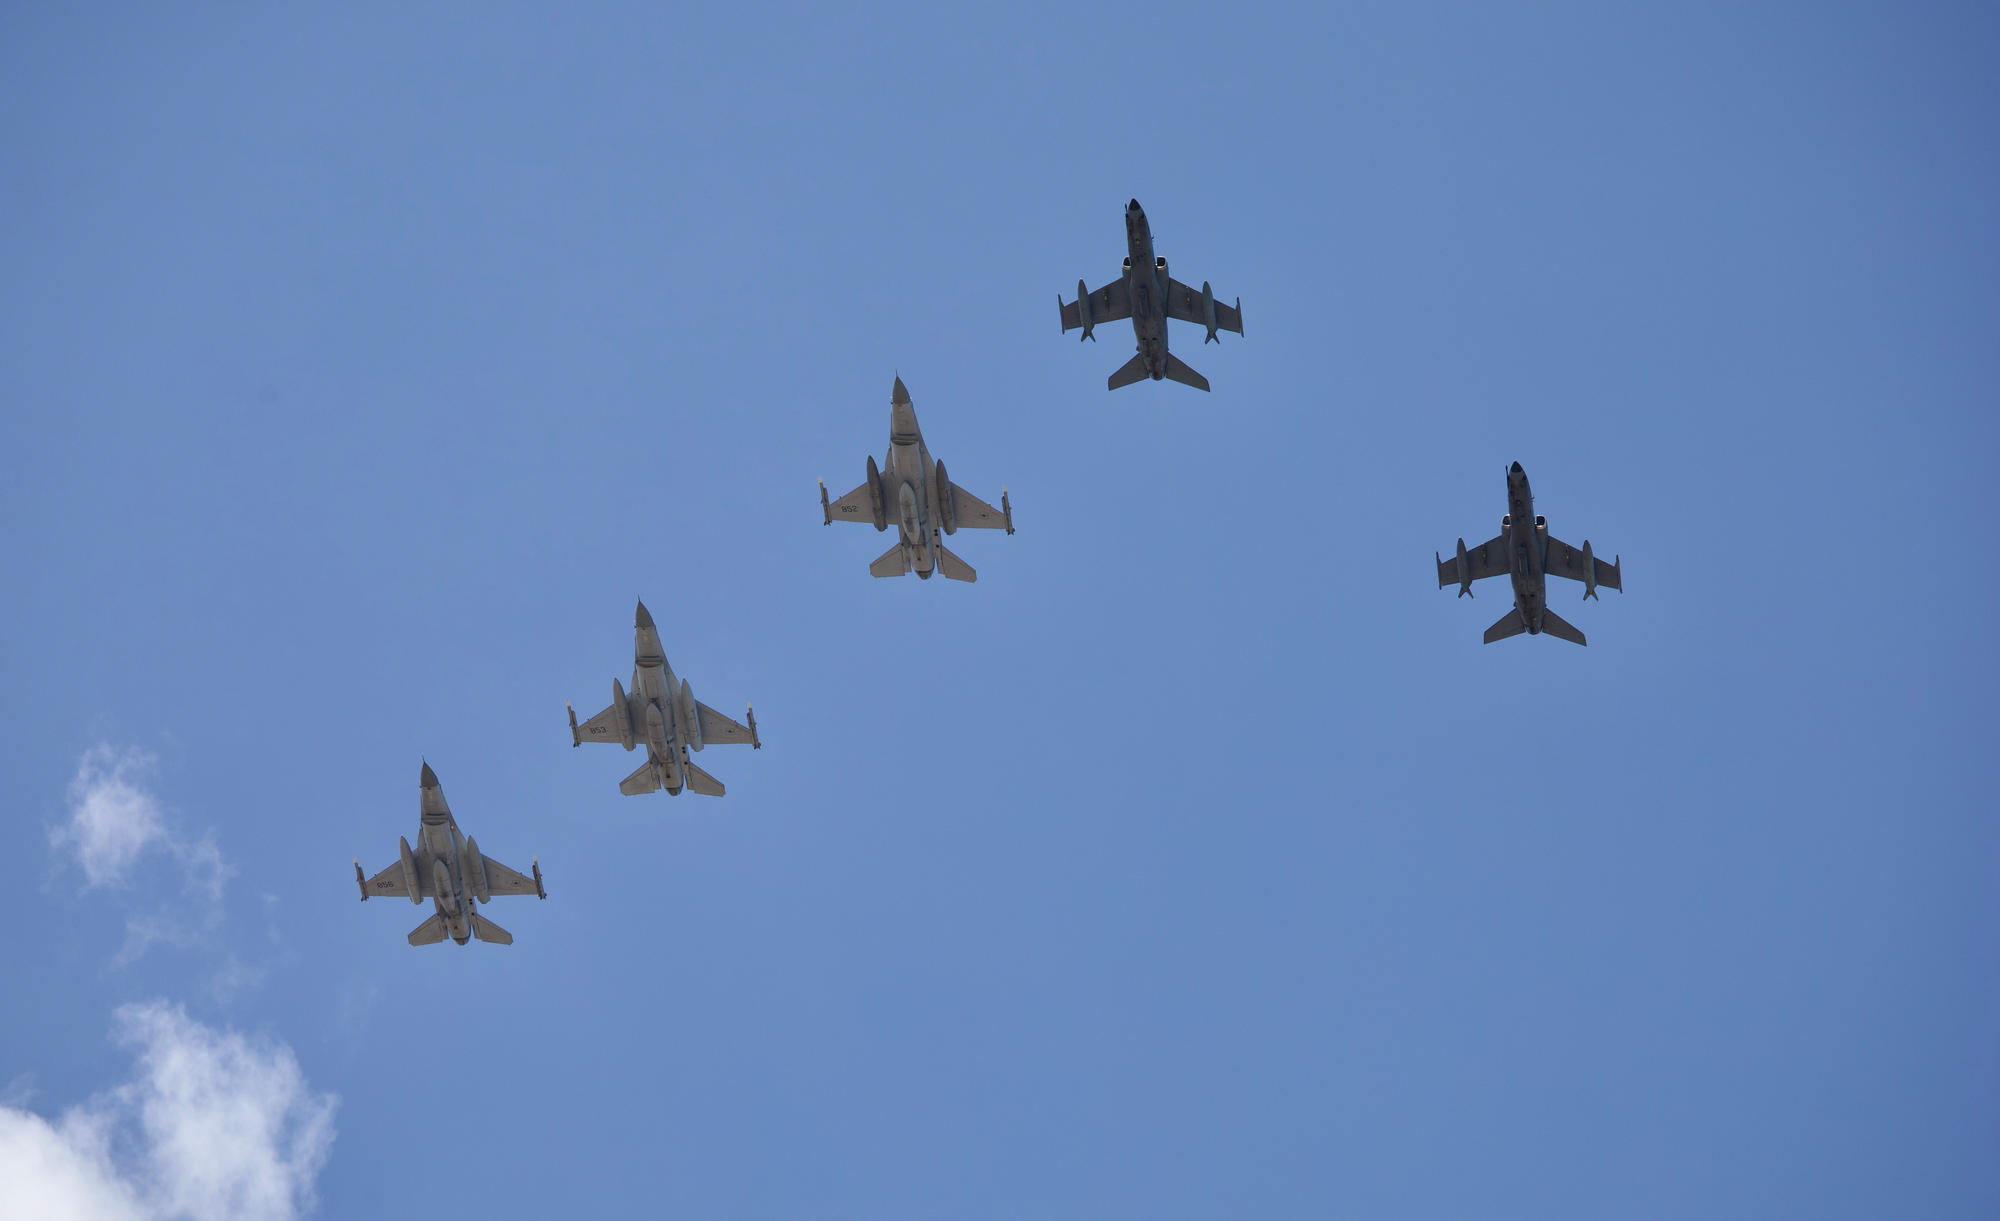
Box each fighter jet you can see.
[354,762,545,946]
[1057,199,1244,391]
[1435,462,1623,645]
[567,600,759,797]
[818,376,1013,582]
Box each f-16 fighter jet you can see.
[354,762,545,946]
[1436,462,1623,646]
[567,599,760,797]
[819,376,1013,582]
[1058,198,1243,391]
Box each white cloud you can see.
[49,746,240,968]
[50,746,169,889]
[0,1002,337,1221]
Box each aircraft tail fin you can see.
[1161,352,1210,391]
[1483,611,1529,644]
[1538,607,1588,646]
[684,760,726,797]
[618,759,661,796]
[868,541,910,578]
[1107,353,1150,390]
[935,544,977,583]
[407,913,448,946]
[470,913,513,945]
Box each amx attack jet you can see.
[1435,462,1623,646]
[567,600,759,797]
[819,376,1013,582]
[1057,199,1243,391]
[354,762,545,946]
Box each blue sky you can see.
[2,3,1995,1217]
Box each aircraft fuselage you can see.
[627,614,691,793]
[1123,200,1170,379]
[882,396,941,578]
[416,799,473,944]
[1503,463,1549,634]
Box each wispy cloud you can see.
[0,1002,337,1221]
[49,746,169,890]
[48,746,240,971]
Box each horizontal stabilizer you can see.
[935,544,977,583]
[1161,352,1210,391]
[618,759,661,796]
[1539,607,1588,646]
[684,760,726,797]
[471,913,513,945]
[869,541,910,578]
[407,913,448,946]
[1107,353,1150,390]
[1483,611,1529,644]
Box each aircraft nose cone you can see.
[420,761,439,788]
[634,600,655,630]
[891,376,910,405]
[1128,198,1142,210]
[1510,462,1525,475]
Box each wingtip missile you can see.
[818,478,832,525]
[531,856,546,900]
[566,701,581,747]
[354,858,367,901]
[747,703,760,750]
[1001,486,1014,535]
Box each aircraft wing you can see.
[945,483,1011,530]
[362,860,427,900]
[1060,279,1132,333]
[822,480,875,525]
[1544,535,1621,591]
[1436,534,1509,588]
[570,702,625,746]
[1164,278,1244,334]
[480,856,543,898]
[696,701,758,748]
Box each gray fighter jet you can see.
[819,376,1013,582]
[354,762,545,946]
[1058,198,1243,391]
[567,600,759,797]
[1436,462,1623,645]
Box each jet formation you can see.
[1435,463,1622,645]
[820,376,1013,582]
[355,763,545,946]
[355,197,1627,946]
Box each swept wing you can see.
[1164,277,1244,334]
[696,701,758,748]
[944,483,1010,530]
[479,855,544,897]
[1060,279,1132,333]
[1435,534,1509,589]
[1544,536,1622,592]
[822,481,876,525]
[362,860,427,900]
